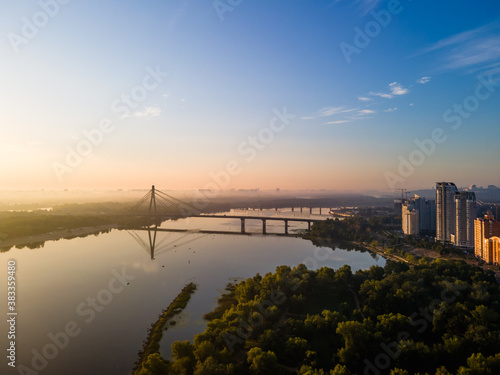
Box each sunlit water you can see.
[0,210,384,375]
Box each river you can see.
[0,209,385,375]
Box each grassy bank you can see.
[134,282,197,374]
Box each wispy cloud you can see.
[304,106,374,125]
[324,120,352,125]
[420,20,500,73]
[370,81,409,99]
[358,109,375,115]
[133,106,162,118]
[370,92,393,99]
[343,109,375,122]
[358,96,372,102]
[384,107,398,112]
[388,82,408,95]
[417,76,431,84]
[301,106,358,120]
[320,107,358,117]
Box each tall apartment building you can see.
[454,191,476,247]
[401,195,436,236]
[414,195,437,235]
[484,237,500,264]
[402,203,419,235]
[474,212,500,261]
[436,182,458,242]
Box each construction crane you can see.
[405,191,411,201]
[396,189,407,202]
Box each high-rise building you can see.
[474,212,500,260]
[484,236,500,264]
[454,191,476,247]
[413,195,436,235]
[401,195,436,236]
[436,182,458,242]
[402,202,419,235]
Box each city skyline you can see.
[1,1,499,191]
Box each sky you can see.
[0,0,499,192]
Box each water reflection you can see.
[127,227,209,260]
[125,217,312,261]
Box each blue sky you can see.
[0,0,499,191]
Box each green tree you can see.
[285,336,309,361]
[247,347,278,375]
[336,320,372,365]
[193,357,234,375]
[435,366,452,375]
[330,364,351,375]
[334,265,353,285]
[134,353,168,375]
[390,369,409,375]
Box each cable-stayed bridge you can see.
[126,186,323,259]
[128,185,322,234]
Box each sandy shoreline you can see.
[0,224,120,250]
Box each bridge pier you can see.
[300,207,303,213]
[262,219,266,234]
[241,218,245,234]
[308,221,311,231]
[319,208,322,215]
[284,219,289,234]
[291,207,294,212]
[309,207,312,214]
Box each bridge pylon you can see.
[128,185,201,227]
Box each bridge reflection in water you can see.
[127,227,209,260]
[127,186,322,260]
[127,222,315,260]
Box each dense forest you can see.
[309,216,396,242]
[136,258,500,375]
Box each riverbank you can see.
[303,234,404,265]
[0,224,120,251]
[353,241,413,264]
[134,282,197,374]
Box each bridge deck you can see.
[135,228,302,236]
[193,214,322,222]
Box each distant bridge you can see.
[128,186,323,234]
[192,214,320,234]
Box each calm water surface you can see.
[0,210,384,375]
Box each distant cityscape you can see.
[397,182,500,265]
